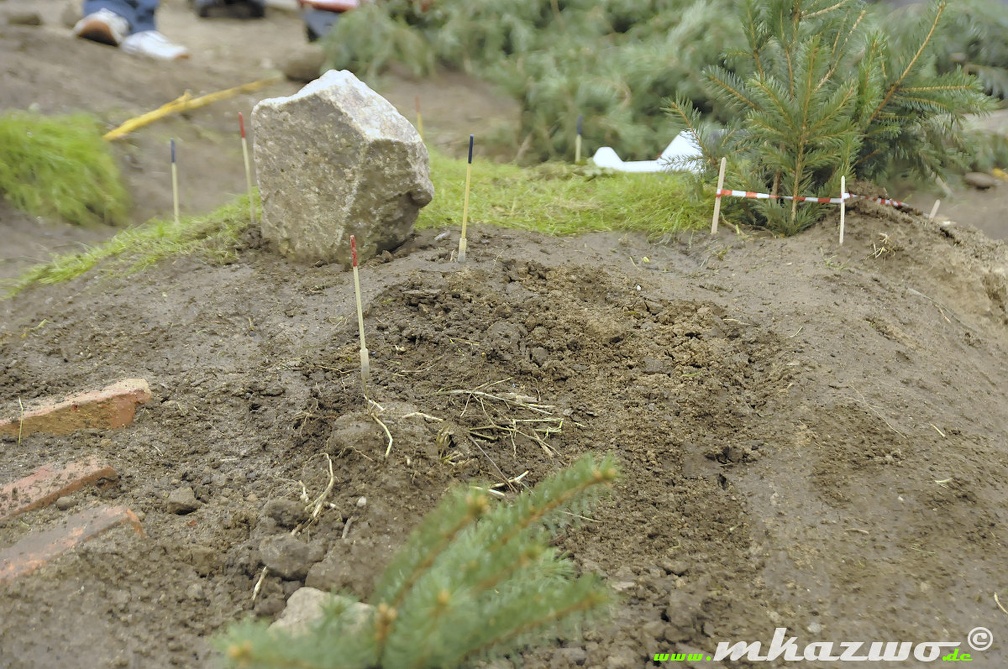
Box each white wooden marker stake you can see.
[171,139,180,226]
[415,95,423,141]
[239,112,255,226]
[575,114,583,164]
[839,176,846,245]
[458,134,474,262]
[350,235,370,388]
[928,199,941,222]
[711,156,726,234]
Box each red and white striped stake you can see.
[170,138,180,226]
[458,134,474,262]
[711,156,726,234]
[350,235,370,389]
[239,112,255,226]
[714,172,910,243]
[839,176,846,245]
[415,95,423,141]
[717,188,905,208]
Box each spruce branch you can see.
[220,616,375,669]
[662,94,727,174]
[742,0,769,78]
[376,454,618,668]
[472,542,547,594]
[481,454,619,555]
[209,451,622,669]
[704,68,759,114]
[460,580,611,664]
[867,0,946,125]
[805,0,849,21]
[820,7,868,92]
[371,487,490,656]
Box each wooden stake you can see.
[415,95,423,141]
[170,139,179,226]
[239,113,255,226]
[839,176,846,245]
[575,114,583,164]
[458,134,474,262]
[928,199,941,222]
[711,156,726,234]
[350,235,370,389]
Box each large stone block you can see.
[252,70,433,265]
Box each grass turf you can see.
[0,111,129,227]
[4,148,709,298]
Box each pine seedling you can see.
[666,0,993,235]
[853,1,994,181]
[220,453,620,669]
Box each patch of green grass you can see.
[4,196,252,298]
[5,148,705,298]
[0,111,130,226]
[420,149,707,237]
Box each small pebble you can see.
[356,496,367,508]
[167,485,201,514]
[54,496,75,511]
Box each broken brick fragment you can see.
[0,505,143,583]
[0,457,118,521]
[0,378,152,440]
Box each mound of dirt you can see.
[3,213,1008,667]
[2,3,1008,668]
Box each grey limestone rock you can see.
[252,70,433,266]
[269,587,372,636]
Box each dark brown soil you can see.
[2,3,1008,668]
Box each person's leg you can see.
[131,0,160,33]
[76,0,135,45]
[81,0,139,27]
[120,0,189,61]
[79,0,187,59]
[303,8,340,42]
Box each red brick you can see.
[0,505,143,583]
[0,378,152,440]
[0,457,118,521]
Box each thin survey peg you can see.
[575,114,583,164]
[458,134,474,262]
[170,138,179,225]
[238,112,256,225]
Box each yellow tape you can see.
[102,76,283,141]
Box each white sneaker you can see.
[73,8,129,46]
[121,31,190,60]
